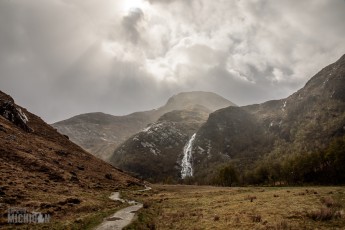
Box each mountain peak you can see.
[337,53,345,63]
[301,54,345,102]
[163,91,236,112]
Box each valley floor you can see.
[124,185,345,230]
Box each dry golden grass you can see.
[126,185,345,230]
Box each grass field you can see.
[124,185,345,230]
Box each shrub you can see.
[274,220,291,230]
[250,214,262,222]
[320,197,341,208]
[214,215,220,221]
[308,207,335,221]
[245,195,257,202]
[143,201,151,209]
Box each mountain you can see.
[108,54,345,184]
[0,91,141,226]
[157,91,234,115]
[52,112,153,161]
[52,92,235,161]
[110,105,212,182]
[191,54,345,183]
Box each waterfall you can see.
[181,133,196,179]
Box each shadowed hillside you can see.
[192,54,345,184]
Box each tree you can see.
[213,164,238,187]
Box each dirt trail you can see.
[95,186,151,230]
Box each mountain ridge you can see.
[190,54,345,184]
[109,54,345,184]
[52,91,236,161]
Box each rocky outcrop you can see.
[0,99,32,132]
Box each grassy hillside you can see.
[0,91,142,228]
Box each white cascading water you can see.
[181,133,196,179]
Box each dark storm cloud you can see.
[0,0,345,123]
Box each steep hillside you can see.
[191,54,345,183]
[53,92,235,161]
[0,91,141,227]
[110,105,211,182]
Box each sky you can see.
[0,0,345,123]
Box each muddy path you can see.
[95,186,151,230]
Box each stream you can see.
[95,186,151,230]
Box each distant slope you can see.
[53,112,153,161]
[52,92,236,161]
[0,91,141,226]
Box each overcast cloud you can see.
[0,0,345,123]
